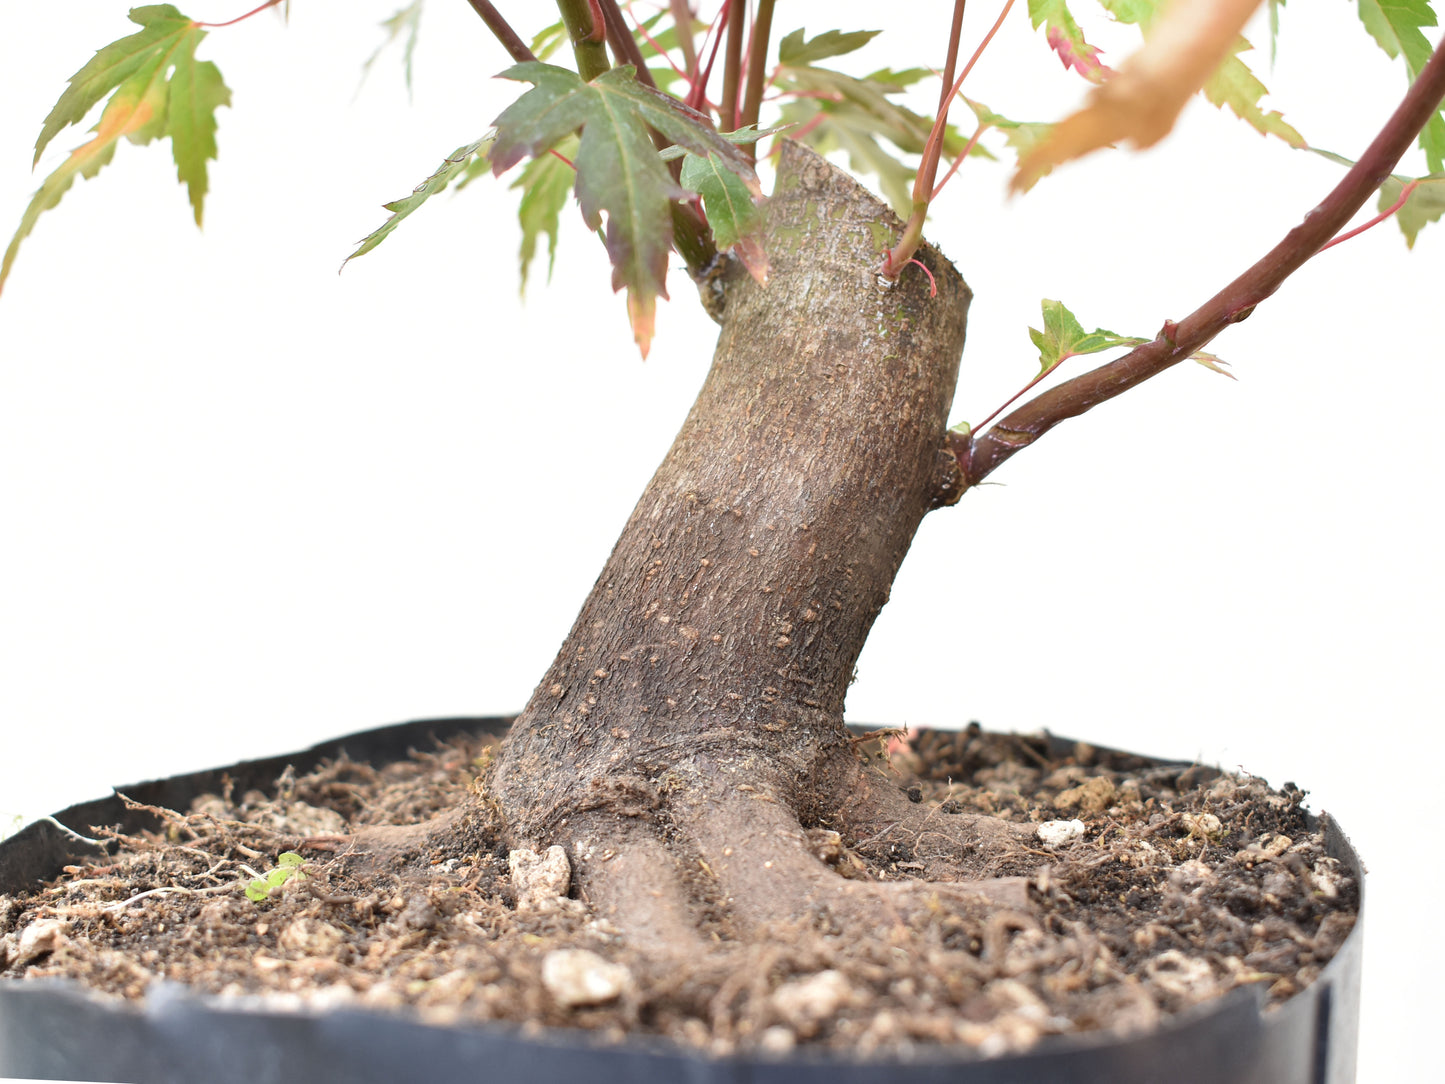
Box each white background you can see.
[0,2,1437,1079]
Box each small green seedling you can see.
[244,852,307,903]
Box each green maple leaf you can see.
[1095,0,1156,23]
[1356,0,1445,171]
[1028,300,1227,382]
[775,64,984,215]
[530,20,569,61]
[680,150,767,283]
[361,1,426,96]
[342,138,493,269]
[512,134,579,293]
[1268,0,1287,63]
[1029,299,1145,374]
[3,4,230,295]
[1094,0,1305,148]
[963,99,1051,189]
[1313,147,1445,247]
[1383,172,1445,247]
[777,28,882,66]
[1202,39,1305,147]
[489,63,760,356]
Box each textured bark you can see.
[494,143,970,845]
[478,144,1038,947]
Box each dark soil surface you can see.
[0,725,1357,1058]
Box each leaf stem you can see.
[1317,178,1421,252]
[464,0,537,64]
[196,0,285,28]
[739,0,777,156]
[932,121,989,200]
[598,0,660,90]
[956,36,1445,489]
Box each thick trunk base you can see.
[486,143,1032,946]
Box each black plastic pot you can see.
[0,716,1362,1084]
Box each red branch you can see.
[955,36,1445,489]
[464,0,537,63]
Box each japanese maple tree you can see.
[5,0,1444,981]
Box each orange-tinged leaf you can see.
[627,290,658,359]
[491,63,756,357]
[1014,0,1264,192]
[1192,350,1235,378]
[2,6,230,295]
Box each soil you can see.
[0,723,1357,1059]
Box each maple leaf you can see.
[1191,350,1236,378]
[342,137,493,269]
[361,1,426,96]
[3,4,230,295]
[512,134,580,293]
[1201,40,1304,147]
[776,28,882,66]
[1313,147,1445,247]
[680,151,767,283]
[1030,299,1146,374]
[963,99,1052,190]
[1383,171,1445,247]
[1267,0,1286,63]
[489,63,760,357]
[1015,0,1303,191]
[529,21,568,61]
[1029,0,1113,84]
[1355,0,1445,171]
[775,60,981,214]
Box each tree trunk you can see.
[490,143,1023,939]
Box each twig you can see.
[957,35,1445,488]
[719,0,744,130]
[668,0,698,81]
[738,0,777,154]
[464,0,537,63]
[598,0,659,89]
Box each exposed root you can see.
[498,746,1044,958]
[568,814,711,957]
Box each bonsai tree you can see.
[2,0,1441,1068]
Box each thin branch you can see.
[1318,178,1420,252]
[739,0,777,152]
[557,0,611,80]
[669,0,699,82]
[465,0,537,63]
[719,0,744,131]
[923,0,967,198]
[956,37,1445,489]
[886,0,1021,278]
[598,0,660,89]
[687,1,730,112]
